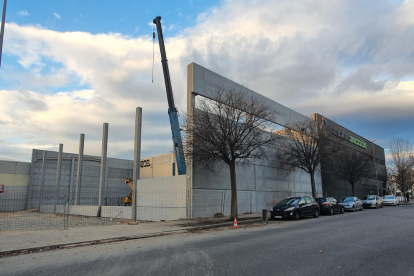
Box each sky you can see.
[1,0,414,162]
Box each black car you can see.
[315,197,344,215]
[270,196,320,220]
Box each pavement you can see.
[2,205,414,276]
[0,213,262,257]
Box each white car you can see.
[382,195,399,206]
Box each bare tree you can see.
[275,119,339,198]
[183,88,279,219]
[330,147,372,196]
[388,138,414,198]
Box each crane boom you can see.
[153,16,186,175]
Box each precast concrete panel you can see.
[0,161,18,173]
[27,149,135,208]
[187,63,325,218]
[189,62,310,129]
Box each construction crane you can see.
[153,16,186,175]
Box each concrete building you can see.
[0,160,31,211]
[311,114,387,199]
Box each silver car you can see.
[339,197,363,212]
[361,195,383,209]
[382,195,399,206]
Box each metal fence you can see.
[0,188,320,233]
[0,188,190,233]
[0,189,129,233]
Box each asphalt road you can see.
[1,205,414,276]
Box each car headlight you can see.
[285,207,295,211]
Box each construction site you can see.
[0,17,386,234]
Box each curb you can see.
[0,218,263,258]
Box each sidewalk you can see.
[0,213,262,256]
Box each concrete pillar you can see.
[186,63,196,219]
[27,149,36,209]
[69,157,75,204]
[75,134,85,205]
[54,144,63,213]
[104,158,109,206]
[39,151,47,208]
[132,107,142,221]
[98,123,108,210]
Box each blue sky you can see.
[5,0,219,35]
[1,0,414,162]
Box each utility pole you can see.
[0,0,7,68]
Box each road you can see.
[1,205,414,276]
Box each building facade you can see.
[311,114,387,199]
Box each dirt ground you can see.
[0,209,123,233]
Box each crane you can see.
[153,16,186,175]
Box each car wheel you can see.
[293,210,300,220]
[340,207,344,214]
[360,205,363,211]
[352,206,356,212]
[380,204,383,208]
[329,208,334,216]
[376,204,379,209]
[313,209,319,218]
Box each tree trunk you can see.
[310,171,316,198]
[229,161,238,220]
[351,182,355,197]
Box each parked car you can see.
[339,197,363,211]
[382,195,399,206]
[315,197,344,215]
[361,195,383,209]
[271,196,320,220]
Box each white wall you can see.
[135,175,187,221]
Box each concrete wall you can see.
[0,160,31,211]
[0,160,31,188]
[28,149,133,208]
[40,205,99,217]
[191,163,322,218]
[135,175,187,221]
[187,63,322,218]
[188,62,310,128]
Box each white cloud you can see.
[17,10,29,16]
[53,12,61,19]
[2,0,414,161]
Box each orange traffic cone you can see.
[233,217,238,228]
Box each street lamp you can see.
[371,139,379,196]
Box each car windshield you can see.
[316,198,327,204]
[340,198,354,202]
[277,198,300,206]
[384,195,395,199]
[363,196,376,200]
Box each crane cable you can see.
[152,24,155,83]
